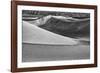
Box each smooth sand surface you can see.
[23,21,78,45]
[22,18,90,62]
[22,43,90,62]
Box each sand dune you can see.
[22,21,78,45]
[27,15,90,38]
[38,15,90,38]
[28,15,89,26]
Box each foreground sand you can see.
[22,43,90,62]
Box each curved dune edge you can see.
[22,21,79,45]
[28,15,89,26]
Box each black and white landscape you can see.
[22,10,90,62]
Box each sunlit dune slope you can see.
[22,21,78,45]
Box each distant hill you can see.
[22,10,90,18]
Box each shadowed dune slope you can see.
[27,15,90,37]
[39,16,90,37]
